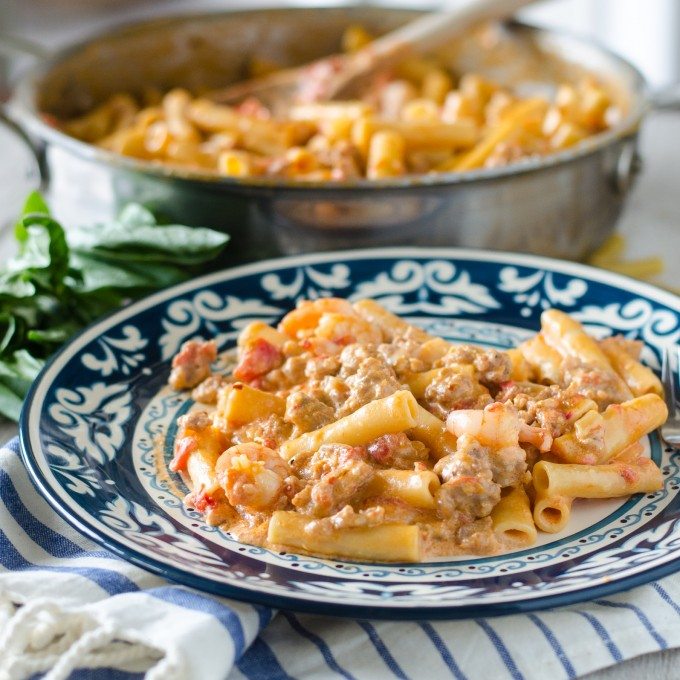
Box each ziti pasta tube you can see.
[267,511,420,561]
[533,458,663,499]
[532,492,573,533]
[552,394,668,464]
[279,390,419,461]
[491,485,537,547]
[600,337,663,397]
[375,469,441,509]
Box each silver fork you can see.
[661,346,680,447]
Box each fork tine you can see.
[676,346,680,415]
[661,346,678,419]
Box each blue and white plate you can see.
[20,248,680,619]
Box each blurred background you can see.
[1,0,679,281]
[2,0,679,88]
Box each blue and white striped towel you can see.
[2,436,680,680]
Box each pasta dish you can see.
[166,298,666,562]
[57,25,620,181]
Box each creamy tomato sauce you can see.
[162,300,665,562]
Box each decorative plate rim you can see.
[19,246,680,619]
[14,448,680,619]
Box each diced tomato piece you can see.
[172,340,217,368]
[191,491,217,513]
[335,335,355,346]
[620,465,639,485]
[169,339,217,390]
[170,436,197,472]
[367,435,394,465]
[233,338,282,382]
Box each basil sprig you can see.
[0,193,229,421]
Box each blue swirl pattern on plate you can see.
[19,249,680,618]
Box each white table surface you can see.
[1,104,679,679]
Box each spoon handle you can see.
[367,0,538,59]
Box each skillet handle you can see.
[0,34,51,62]
[0,109,48,190]
[649,84,680,111]
[613,84,680,194]
[0,33,51,103]
[0,33,50,189]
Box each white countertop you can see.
[0,105,679,680]
[615,111,680,290]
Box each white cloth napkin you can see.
[2,437,679,680]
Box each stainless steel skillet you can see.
[0,7,675,262]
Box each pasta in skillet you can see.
[57,25,621,181]
[166,300,666,562]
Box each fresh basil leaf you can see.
[22,191,50,217]
[3,305,37,336]
[11,224,51,267]
[0,318,51,420]
[70,224,229,265]
[0,275,36,300]
[26,328,74,346]
[14,191,51,238]
[117,203,157,228]
[0,350,43,398]
[0,191,229,421]
[0,381,23,422]
[71,252,188,292]
[104,225,229,264]
[11,216,70,294]
[69,290,129,322]
[7,349,43,378]
[0,315,16,355]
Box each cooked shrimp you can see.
[446,402,552,452]
[279,298,356,338]
[299,336,344,357]
[216,443,290,511]
[519,422,553,453]
[447,402,521,448]
[315,312,383,346]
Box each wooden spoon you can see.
[211,0,538,115]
